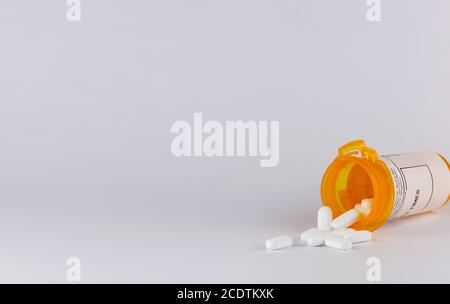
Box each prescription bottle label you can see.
[380,152,450,218]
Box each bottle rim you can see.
[321,141,394,231]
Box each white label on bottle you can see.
[380,152,450,218]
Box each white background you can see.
[0,1,449,283]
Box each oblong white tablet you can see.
[361,198,373,210]
[300,228,321,242]
[317,206,333,232]
[343,230,372,244]
[307,234,326,247]
[331,209,362,229]
[325,236,352,250]
[265,235,293,250]
[331,228,355,238]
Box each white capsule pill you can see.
[325,236,352,250]
[306,234,327,247]
[265,235,293,250]
[344,230,372,244]
[300,228,321,242]
[317,206,333,232]
[331,208,362,229]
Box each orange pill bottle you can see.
[321,140,450,231]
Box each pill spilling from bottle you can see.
[266,199,373,251]
[265,140,450,252]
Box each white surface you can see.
[0,189,449,283]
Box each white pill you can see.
[354,204,370,217]
[331,208,362,229]
[355,198,373,217]
[361,198,373,210]
[306,234,327,247]
[331,228,355,238]
[344,230,372,244]
[266,235,293,250]
[325,236,352,250]
[300,228,321,242]
[317,206,333,232]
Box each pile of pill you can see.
[265,198,373,251]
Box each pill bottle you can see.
[321,140,450,231]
